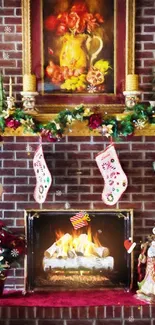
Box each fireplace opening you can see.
[25,209,133,292]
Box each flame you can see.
[54,227,102,257]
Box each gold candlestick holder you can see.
[123,90,142,110]
[20,91,38,112]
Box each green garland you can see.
[0,103,154,142]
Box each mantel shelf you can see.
[1,111,155,137]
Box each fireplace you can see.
[25,209,134,292]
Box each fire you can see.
[54,227,104,257]
[43,226,114,273]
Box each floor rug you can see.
[0,289,150,307]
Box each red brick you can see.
[67,320,92,325]
[136,35,153,42]
[88,306,97,318]
[145,202,155,209]
[132,194,155,201]
[16,169,34,176]
[16,9,22,16]
[16,219,24,227]
[68,136,91,142]
[3,177,28,185]
[16,203,39,210]
[4,0,21,6]
[118,202,143,210]
[70,307,79,319]
[80,144,104,152]
[125,321,151,325]
[136,51,153,58]
[55,194,78,201]
[0,202,15,209]
[144,9,155,15]
[144,60,155,67]
[144,43,155,50]
[4,211,24,218]
[68,186,90,192]
[7,321,36,325]
[62,307,70,319]
[55,144,78,151]
[55,177,78,184]
[96,321,122,325]
[137,17,154,24]
[3,160,27,168]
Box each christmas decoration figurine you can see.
[137,230,155,300]
[33,144,52,204]
[95,143,128,205]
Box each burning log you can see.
[95,246,110,258]
[43,256,114,271]
[44,233,72,258]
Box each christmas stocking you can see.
[95,143,128,205]
[33,144,52,204]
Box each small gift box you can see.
[70,211,90,230]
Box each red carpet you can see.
[0,289,149,307]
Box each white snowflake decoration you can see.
[11,248,19,258]
[26,144,32,153]
[87,85,97,93]
[128,316,134,323]
[4,26,11,33]
[3,52,9,60]
[134,119,146,130]
[56,190,62,196]
[65,202,70,209]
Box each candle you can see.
[23,74,36,92]
[9,77,12,97]
[126,74,139,91]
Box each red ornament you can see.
[88,114,102,129]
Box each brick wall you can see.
[0,305,155,325]
[0,0,155,303]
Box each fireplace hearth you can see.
[25,209,133,292]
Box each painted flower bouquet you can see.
[44,2,104,36]
[0,222,25,285]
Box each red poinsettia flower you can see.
[68,12,80,31]
[57,12,69,24]
[83,13,98,33]
[95,13,104,24]
[76,16,86,33]
[47,132,57,142]
[44,15,58,31]
[5,117,21,129]
[88,113,103,129]
[71,2,88,15]
[56,23,68,36]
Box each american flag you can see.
[70,211,89,230]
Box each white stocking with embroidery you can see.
[33,144,52,204]
[95,143,128,205]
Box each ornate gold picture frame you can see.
[22,0,135,114]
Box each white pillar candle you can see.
[9,77,12,97]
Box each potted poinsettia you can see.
[0,222,25,295]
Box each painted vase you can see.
[60,33,103,70]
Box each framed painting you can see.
[22,0,135,113]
